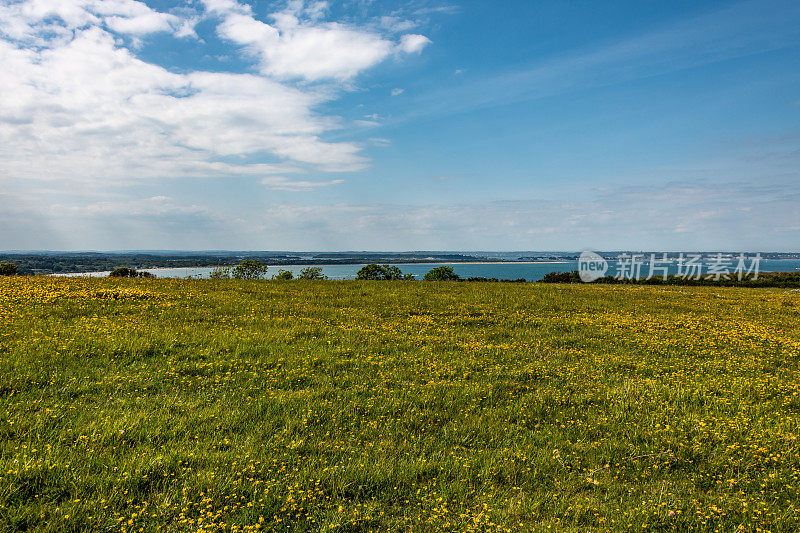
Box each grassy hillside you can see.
[1,278,799,532]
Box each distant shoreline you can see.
[43,258,800,277]
[49,260,574,277]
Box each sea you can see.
[57,259,800,282]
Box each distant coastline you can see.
[49,260,574,277]
[46,257,800,280]
[12,252,800,277]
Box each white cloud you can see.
[246,21,393,81]
[205,0,393,81]
[0,0,435,188]
[204,0,431,81]
[95,0,183,35]
[391,87,404,96]
[201,0,249,15]
[399,33,431,54]
[0,0,192,42]
[103,13,174,35]
[0,0,443,190]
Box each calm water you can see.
[62,259,800,282]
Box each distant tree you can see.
[382,265,405,280]
[356,264,407,280]
[423,266,459,281]
[0,263,18,276]
[298,267,326,280]
[209,266,232,280]
[231,260,268,280]
[539,271,579,283]
[273,269,293,280]
[109,267,137,278]
[356,264,385,280]
[137,271,155,278]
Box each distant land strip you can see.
[2,251,799,276]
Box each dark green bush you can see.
[109,267,137,278]
[539,271,580,283]
[356,264,407,280]
[273,270,293,280]
[423,266,459,281]
[0,263,17,276]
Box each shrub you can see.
[0,263,18,276]
[298,267,326,280]
[383,265,405,280]
[356,264,407,281]
[138,271,155,278]
[423,266,459,281]
[539,271,580,283]
[231,260,267,280]
[109,267,137,278]
[273,270,293,280]
[356,264,386,280]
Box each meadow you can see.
[1,277,799,532]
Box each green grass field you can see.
[1,278,799,532]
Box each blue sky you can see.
[1,0,798,251]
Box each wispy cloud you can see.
[259,176,344,191]
[4,178,797,251]
[402,0,800,120]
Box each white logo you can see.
[578,250,608,282]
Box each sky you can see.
[1,0,799,251]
